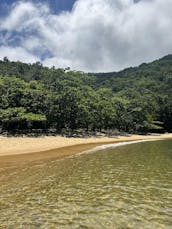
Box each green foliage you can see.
[0,55,172,133]
[0,107,46,131]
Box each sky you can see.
[0,0,76,14]
[0,0,172,72]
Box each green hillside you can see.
[0,55,172,134]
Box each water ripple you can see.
[0,140,172,228]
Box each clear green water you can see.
[0,140,172,229]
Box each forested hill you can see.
[0,55,172,134]
[93,54,172,94]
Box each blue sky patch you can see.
[0,0,77,16]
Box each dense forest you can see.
[0,55,172,135]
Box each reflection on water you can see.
[0,140,172,228]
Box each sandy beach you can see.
[0,133,172,157]
[0,133,171,172]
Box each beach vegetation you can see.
[0,55,172,134]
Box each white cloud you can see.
[0,46,39,63]
[0,0,172,72]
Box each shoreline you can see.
[1,133,172,157]
[0,134,172,167]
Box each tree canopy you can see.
[0,55,172,134]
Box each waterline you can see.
[77,139,164,156]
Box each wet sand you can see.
[0,134,172,167]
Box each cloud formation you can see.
[0,0,172,72]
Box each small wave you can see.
[77,139,163,156]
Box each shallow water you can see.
[0,140,172,228]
